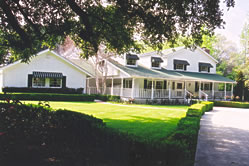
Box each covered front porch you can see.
[87,77,234,101]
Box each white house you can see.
[87,47,236,101]
[0,49,93,93]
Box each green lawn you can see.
[24,101,187,142]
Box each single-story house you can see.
[0,49,93,93]
[87,47,236,101]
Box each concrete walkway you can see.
[195,107,249,166]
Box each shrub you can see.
[0,93,120,102]
[201,101,214,111]
[213,101,249,108]
[2,87,84,94]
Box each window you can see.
[124,79,132,88]
[176,64,184,70]
[152,61,160,68]
[49,78,62,87]
[33,78,45,87]
[126,59,136,66]
[204,83,210,90]
[176,83,183,89]
[200,66,209,72]
[156,81,163,89]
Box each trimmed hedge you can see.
[201,101,214,111]
[167,101,214,165]
[0,93,120,102]
[213,101,249,108]
[2,87,84,94]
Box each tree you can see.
[234,71,245,101]
[0,0,235,63]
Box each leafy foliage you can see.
[0,0,235,63]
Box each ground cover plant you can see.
[214,101,249,108]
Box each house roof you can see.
[108,59,235,83]
[1,49,94,77]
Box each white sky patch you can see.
[215,0,249,49]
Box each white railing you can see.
[134,89,151,98]
[123,88,132,97]
[154,89,169,98]
[214,91,225,99]
[171,90,185,98]
[200,90,208,101]
[185,90,194,99]
[203,90,212,98]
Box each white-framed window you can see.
[152,61,160,68]
[200,66,209,72]
[176,64,184,70]
[49,78,62,87]
[176,83,183,89]
[126,59,136,66]
[156,81,163,89]
[33,78,45,87]
[124,79,132,88]
[204,83,210,90]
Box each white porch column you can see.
[199,81,201,99]
[120,78,124,97]
[231,83,234,98]
[87,78,90,94]
[168,81,171,99]
[212,82,215,100]
[151,79,154,99]
[131,78,135,98]
[111,77,114,95]
[184,81,187,100]
[224,83,227,100]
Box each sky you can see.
[215,0,249,48]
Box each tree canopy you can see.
[0,0,235,63]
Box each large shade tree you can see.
[0,0,235,63]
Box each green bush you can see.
[201,101,214,111]
[214,101,249,108]
[0,93,120,102]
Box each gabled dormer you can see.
[173,59,190,71]
[198,62,213,73]
[125,54,139,67]
[151,57,164,69]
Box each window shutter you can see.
[201,83,204,90]
[163,80,167,89]
[184,65,187,71]
[172,82,175,90]
[174,64,176,70]
[144,79,147,89]
[210,82,213,90]
[199,65,201,72]
[195,82,198,92]
[28,74,33,87]
[123,79,125,88]
[208,67,210,73]
[62,76,66,88]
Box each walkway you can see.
[195,107,249,166]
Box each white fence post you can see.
[151,79,154,100]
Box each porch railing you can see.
[199,90,208,101]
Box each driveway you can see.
[194,107,249,166]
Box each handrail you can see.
[200,90,208,101]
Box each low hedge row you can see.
[0,93,120,102]
[213,101,249,108]
[2,87,84,94]
[167,101,214,165]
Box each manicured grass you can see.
[24,101,187,142]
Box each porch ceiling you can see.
[108,59,236,83]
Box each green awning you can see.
[126,54,139,60]
[174,59,190,65]
[151,57,163,63]
[33,71,63,78]
[199,62,213,68]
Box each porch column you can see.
[212,82,215,100]
[231,83,234,99]
[224,83,226,100]
[199,81,201,99]
[131,78,135,98]
[120,78,124,97]
[87,78,90,94]
[151,79,154,99]
[111,77,114,95]
[184,81,187,100]
[168,81,171,99]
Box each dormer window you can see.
[151,57,163,69]
[173,59,190,71]
[126,54,139,67]
[199,62,213,73]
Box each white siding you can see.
[2,52,87,89]
[164,48,216,73]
